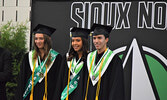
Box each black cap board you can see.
[91,24,113,38]
[33,24,56,37]
[70,27,90,39]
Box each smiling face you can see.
[93,35,108,53]
[72,37,83,52]
[34,33,45,49]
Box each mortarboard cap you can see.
[70,27,90,39]
[91,24,113,38]
[33,24,56,37]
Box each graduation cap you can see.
[90,24,113,38]
[33,24,56,37]
[70,27,90,39]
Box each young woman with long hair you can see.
[16,24,62,100]
[53,27,90,100]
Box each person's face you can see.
[35,33,45,49]
[93,35,108,51]
[72,37,83,52]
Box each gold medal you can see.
[70,74,74,80]
[92,75,96,80]
[39,72,44,78]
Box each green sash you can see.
[61,57,84,100]
[61,71,81,100]
[23,49,59,99]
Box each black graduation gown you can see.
[0,47,12,100]
[53,54,87,100]
[74,53,125,100]
[15,52,62,100]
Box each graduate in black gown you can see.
[15,24,62,100]
[53,27,90,100]
[75,24,125,100]
[0,47,12,100]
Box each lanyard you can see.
[91,48,108,78]
[92,49,109,73]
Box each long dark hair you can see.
[33,34,52,66]
[67,37,88,61]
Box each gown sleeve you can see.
[52,54,68,100]
[47,54,62,100]
[108,55,125,100]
